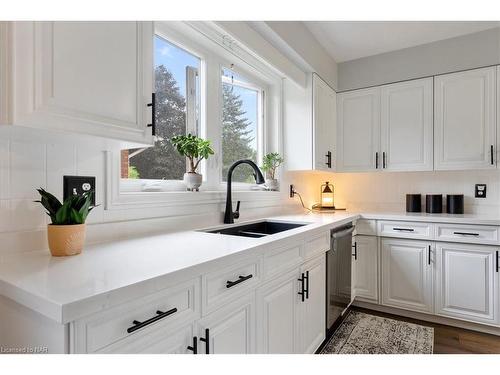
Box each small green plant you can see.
[262,152,284,179]
[170,134,215,173]
[128,166,140,179]
[35,188,95,225]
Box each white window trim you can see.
[105,21,283,210]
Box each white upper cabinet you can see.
[435,242,498,325]
[434,67,496,170]
[337,87,381,172]
[312,74,336,171]
[380,78,433,171]
[6,21,154,146]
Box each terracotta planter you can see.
[47,224,86,257]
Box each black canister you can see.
[447,194,464,214]
[426,194,443,213]
[406,194,422,213]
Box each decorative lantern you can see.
[320,181,335,209]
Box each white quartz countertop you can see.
[2,209,500,324]
[0,213,358,324]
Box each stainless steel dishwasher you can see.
[326,225,354,334]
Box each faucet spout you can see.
[224,159,265,224]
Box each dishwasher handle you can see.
[331,226,355,240]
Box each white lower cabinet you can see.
[352,235,379,303]
[297,254,326,354]
[435,243,499,325]
[381,238,434,313]
[256,270,299,354]
[196,294,256,354]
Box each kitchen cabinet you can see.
[4,21,154,146]
[337,87,380,172]
[435,242,499,325]
[284,74,336,171]
[196,294,256,354]
[297,254,326,354]
[352,235,379,303]
[381,238,434,313]
[380,78,433,171]
[313,73,337,171]
[434,67,496,170]
[256,270,299,353]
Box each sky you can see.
[154,36,258,151]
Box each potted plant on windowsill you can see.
[35,188,95,257]
[262,152,284,191]
[171,134,215,191]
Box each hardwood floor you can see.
[352,307,500,354]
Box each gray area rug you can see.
[320,311,434,354]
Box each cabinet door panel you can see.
[434,67,496,170]
[435,243,498,324]
[197,294,255,354]
[313,74,336,171]
[256,271,299,353]
[298,255,326,354]
[381,238,433,313]
[353,235,379,302]
[337,88,380,172]
[381,78,433,171]
[13,21,153,145]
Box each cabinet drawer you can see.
[302,231,330,259]
[202,256,261,314]
[73,278,200,353]
[355,219,377,235]
[263,244,302,279]
[435,224,500,245]
[378,221,433,240]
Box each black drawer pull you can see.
[304,270,310,299]
[453,232,480,236]
[127,307,178,333]
[491,145,494,165]
[393,228,415,232]
[147,92,156,136]
[496,251,499,273]
[298,272,305,302]
[187,336,198,354]
[352,242,357,260]
[226,274,253,288]
[200,328,210,354]
[428,245,431,265]
[325,151,332,168]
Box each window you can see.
[221,67,263,183]
[121,35,201,181]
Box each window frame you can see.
[106,21,283,210]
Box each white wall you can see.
[338,28,500,91]
[285,170,500,216]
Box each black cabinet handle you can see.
[383,152,386,169]
[453,232,479,236]
[226,274,253,288]
[491,145,494,165]
[304,270,309,299]
[187,336,198,354]
[325,151,332,168]
[393,227,415,232]
[199,328,210,354]
[375,152,379,169]
[147,92,156,136]
[126,307,178,333]
[298,273,305,302]
[428,245,431,265]
[496,250,499,273]
[352,242,357,260]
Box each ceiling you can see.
[304,21,500,63]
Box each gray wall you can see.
[338,28,500,91]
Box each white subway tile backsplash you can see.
[0,140,9,199]
[10,141,46,200]
[46,142,77,200]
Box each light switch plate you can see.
[63,176,96,205]
[475,184,487,198]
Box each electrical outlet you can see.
[63,176,96,205]
[290,184,295,198]
[475,184,487,198]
